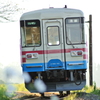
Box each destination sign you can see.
[25,20,40,27]
[27,22,36,25]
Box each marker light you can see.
[70,50,83,57]
[26,53,38,59]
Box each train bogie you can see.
[25,69,86,92]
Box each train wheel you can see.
[66,91,70,95]
[41,93,45,97]
[59,91,63,97]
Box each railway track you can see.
[13,92,68,100]
[13,91,100,100]
[22,96,66,100]
[24,97,42,100]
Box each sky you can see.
[0,0,100,84]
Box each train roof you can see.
[20,8,84,20]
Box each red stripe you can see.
[83,54,88,59]
[22,50,43,55]
[22,58,26,63]
[22,48,87,55]
[44,49,64,54]
[65,48,88,53]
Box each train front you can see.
[20,8,88,93]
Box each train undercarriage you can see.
[25,69,86,94]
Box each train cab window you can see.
[66,17,85,44]
[21,20,41,47]
[47,26,60,46]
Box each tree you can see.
[0,1,24,22]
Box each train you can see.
[20,6,88,95]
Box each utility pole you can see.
[89,15,93,86]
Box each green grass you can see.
[0,84,12,100]
[63,82,100,100]
[91,82,100,96]
[13,84,28,91]
[0,83,100,100]
[0,84,28,100]
[81,82,100,96]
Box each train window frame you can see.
[20,20,41,47]
[65,17,85,45]
[47,26,60,46]
[20,20,26,47]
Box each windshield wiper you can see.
[66,36,75,48]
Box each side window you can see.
[21,20,41,47]
[47,26,60,46]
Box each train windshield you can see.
[66,17,85,44]
[20,20,41,47]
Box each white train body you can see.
[20,8,88,93]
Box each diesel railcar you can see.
[20,6,88,95]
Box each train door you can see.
[43,19,65,70]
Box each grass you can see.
[81,82,100,96]
[0,83,28,100]
[63,93,77,100]
[0,84,12,100]
[91,82,100,96]
[13,84,28,91]
[63,82,100,100]
[0,83,100,100]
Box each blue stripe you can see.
[22,60,87,72]
[22,63,44,72]
[66,60,87,70]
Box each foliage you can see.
[92,89,100,96]
[0,84,11,100]
[91,82,100,96]
[63,93,77,100]
[82,85,94,93]
[0,0,24,22]
[0,84,28,100]
[73,82,99,94]
[13,84,28,91]
[64,82,100,100]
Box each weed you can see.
[0,84,11,100]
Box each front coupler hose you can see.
[74,70,82,85]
